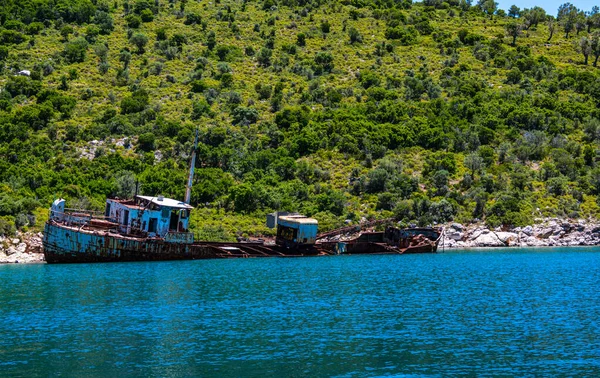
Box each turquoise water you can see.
[1,248,600,377]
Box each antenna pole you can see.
[184,128,199,204]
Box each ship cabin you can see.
[271,213,318,248]
[105,195,194,243]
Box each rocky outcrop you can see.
[0,232,44,264]
[441,218,600,249]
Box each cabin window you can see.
[180,209,189,219]
[105,203,111,217]
[148,218,158,233]
[123,209,129,226]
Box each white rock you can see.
[472,232,504,247]
[17,243,27,253]
[470,228,489,240]
[522,225,533,236]
[11,238,19,245]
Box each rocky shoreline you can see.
[0,232,44,264]
[2,219,600,264]
[441,218,600,249]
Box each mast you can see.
[184,128,199,204]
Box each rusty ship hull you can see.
[316,227,442,256]
[43,221,330,264]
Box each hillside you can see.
[1,0,600,239]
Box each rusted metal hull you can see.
[43,222,330,264]
[316,227,442,255]
[43,222,441,264]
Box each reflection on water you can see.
[1,248,600,376]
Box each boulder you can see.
[451,223,464,231]
[11,238,20,245]
[472,232,504,247]
[470,228,489,240]
[522,225,533,236]
[447,232,463,241]
[16,243,27,253]
[495,232,519,246]
[524,236,544,247]
[536,228,554,239]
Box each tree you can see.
[575,11,587,35]
[478,0,498,19]
[431,170,449,196]
[465,153,484,175]
[63,37,88,63]
[578,36,592,65]
[125,14,141,28]
[94,43,108,62]
[94,11,114,34]
[129,32,148,54]
[314,51,334,73]
[119,49,132,68]
[348,27,362,44]
[257,47,272,67]
[505,22,523,46]
[523,7,547,29]
[557,3,579,38]
[232,107,259,125]
[137,133,156,151]
[548,17,557,42]
[206,31,216,50]
[60,25,73,41]
[508,5,520,18]
[114,171,137,198]
[121,89,149,114]
[591,32,600,67]
[296,33,306,47]
[588,7,600,32]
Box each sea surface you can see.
[1,248,599,377]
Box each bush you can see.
[63,37,89,63]
[0,30,26,44]
[4,76,42,97]
[137,133,156,151]
[349,27,363,44]
[121,89,149,114]
[0,217,15,236]
[125,14,142,28]
[314,51,334,74]
[232,107,259,125]
[140,9,154,22]
[25,22,44,35]
[385,26,419,45]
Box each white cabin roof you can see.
[279,215,318,225]
[136,195,194,210]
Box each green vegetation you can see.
[1,0,600,238]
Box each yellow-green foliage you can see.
[1,0,600,236]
